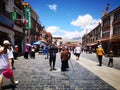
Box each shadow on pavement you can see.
[2,84,17,90]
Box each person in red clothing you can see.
[61,47,71,71]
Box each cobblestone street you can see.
[0,0,120,90]
[2,53,116,90]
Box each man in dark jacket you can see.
[49,44,58,71]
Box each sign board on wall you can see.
[24,7,32,29]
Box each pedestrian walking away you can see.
[24,43,31,59]
[13,45,19,60]
[49,44,58,71]
[0,40,19,90]
[96,44,106,66]
[107,50,113,67]
[30,45,36,59]
[74,45,82,60]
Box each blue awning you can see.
[33,41,41,45]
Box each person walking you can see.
[44,45,49,59]
[24,43,31,59]
[61,47,71,71]
[49,44,58,71]
[0,40,19,90]
[96,45,106,66]
[13,45,19,60]
[108,50,113,67]
[30,45,36,59]
[8,44,15,70]
[66,48,71,69]
[74,45,82,60]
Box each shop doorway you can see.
[0,31,9,45]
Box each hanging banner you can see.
[12,12,17,21]
[24,7,32,29]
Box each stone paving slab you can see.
[71,53,120,90]
[81,52,120,70]
[2,53,116,90]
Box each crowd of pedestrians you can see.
[0,39,115,89]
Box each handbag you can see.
[2,69,13,79]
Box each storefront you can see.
[0,31,9,45]
[101,37,120,57]
[111,35,120,57]
[0,13,14,45]
[14,31,24,55]
[86,42,98,53]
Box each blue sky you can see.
[24,0,120,41]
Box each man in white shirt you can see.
[74,45,82,60]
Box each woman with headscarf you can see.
[61,47,71,71]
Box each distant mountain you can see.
[63,37,82,43]
[71,37,82,40]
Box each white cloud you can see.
[71,14,101,30]
[46,14,101,42]
[46,26,83,42]
[46,26,59,34]
[48,4,57,12]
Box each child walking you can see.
[108,50,113,67]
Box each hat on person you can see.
[15,45,18,47]
[110,50,113,53]
[98,45,102,48]
[3,40,10,45]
